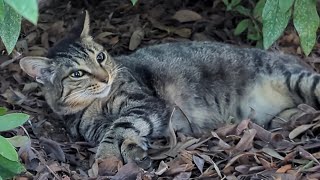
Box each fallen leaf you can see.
[262,147,284,160]
[173,172,192,180]
[129,28,144,50]
[276,164,292,173]
[155,161,168,175]
[110,160,142,180]
[172,10,202,23]
[39,137,66,162]
[232,129,256,153]
[289,124,315,139]
[192,155,204,173]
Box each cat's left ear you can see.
[19,57,54,84]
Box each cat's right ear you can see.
[19,57,53,84]
[69,10,91,38]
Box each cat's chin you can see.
[93,85,111,99]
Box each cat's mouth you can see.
[92,83,110,98]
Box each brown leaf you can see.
[276,164,292,173]
[211,131,232,150]
[297,146,320,165]
[172,10,202,23]
[155,161,168,175]
[111,160,142,180]
[235,165,249,174]
[173,28,192,38]
[215,124,237,137]
[129,28,144,50]
[232,129,256,153]
[39,137,66,162]
[192,155,204,173]
[236,119,251,135]
[289,124,315,139]
[249,122,271,143]
[173,172,192,180]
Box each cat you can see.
[19,11,320,169]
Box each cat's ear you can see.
[70,10,91,38]
[19,57,54,84]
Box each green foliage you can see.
[0,109,29,179]
[293,0,319,56]
[0,0,38,54]
[262,0,291,49]
[225,0,320,56]
[131,0,138,5]
[224,0,265,48]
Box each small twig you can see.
[0,50,22,69]
[46,164,62,180]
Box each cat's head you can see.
[20,11,116,115]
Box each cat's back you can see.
[115,41,307,79]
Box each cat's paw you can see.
[120,138,152,169]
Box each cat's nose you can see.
[94,69,109,82]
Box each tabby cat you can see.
[19,11,320,169]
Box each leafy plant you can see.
[0,0,38,54]
[131,0,138,5]
[225,0,320,56]
[223,0,265,48]
[0,107,29,179]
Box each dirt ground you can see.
[1,0,320,179]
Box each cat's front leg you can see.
[96,116,154,169]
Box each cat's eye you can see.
[70,70,85,78]
[96,52,105,63]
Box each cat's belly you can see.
[243,77,295,126]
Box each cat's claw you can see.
[120,138,152,169]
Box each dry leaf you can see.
[232,129,256,153]
[129,29,144,50]
[289,124,315,139]
[40,137,66,162]
[276,164,292,173]
[192,155,204,173]
[172,10,202,23]
[111,160,142,180]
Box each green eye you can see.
[70,70,85,78]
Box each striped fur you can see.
[20,12,320,168]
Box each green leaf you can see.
[222,0,229,6]
[0,154,25,179]
[234,5,251,16]
[230,0,241,7]
[0,0,4,22]
[234,19,250,35]
[6,136,29,148]
[294,0,319,55]
[253,0,266,19]
[247,32,261,41]
[0,113,29,132]
[0,135,18,161]
[131,0,138,5]
[279,0,294,13]
[262,0,291,49]
[0,107,7,116]
[0,4,21,54]
[4,0,38,25]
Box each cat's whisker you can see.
[63,89,87,101]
